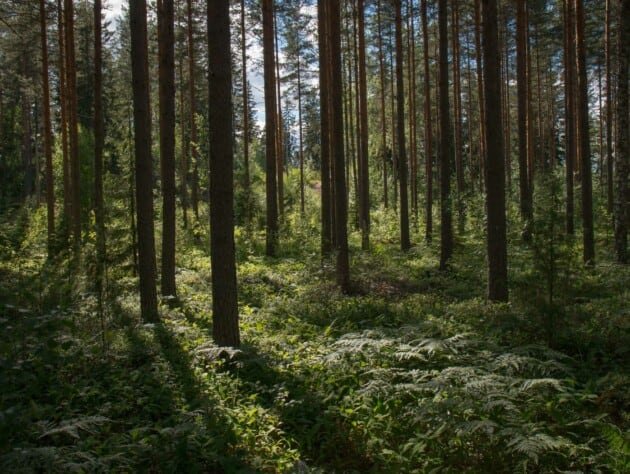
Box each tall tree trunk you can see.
[208,0,240,347]
[390,42,398,211]
[64,0,81,247]
[466,23,477,192]
[297,51,305,215]
[534,22,544,169]
[274,5,284,219]
[318,0,332,255]
[40,0,55,255]
[421,0,433,241]
[516,0,533,240]
[438,0,453,269]
[94,0,106,319]
[605,0,614,213]
[130,0,158,322]
[327,0,350,291]
[187,0,199,222]
[263,0,278,257]
[351,3,360,220]
[358,0,369,249]
[501,12,512,187]
[377,0,388,209]
[575,0,594,264]
[179,58,188,229]
[474,0,486,191]
[407,0,418,216]
[158,0,176,296]
[57,0,70,243]
[452,0,465,233]
[395,0,410,250]
[241,0,251,225]
[482,0,508,301]
[614,0,629,263]
[21,75,33,198]
[564,0,576,235]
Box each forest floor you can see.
[1,202,629,472]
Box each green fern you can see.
[38,416,110,441]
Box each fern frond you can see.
[518,378,565,394]
[505,430,569,464]
[38,416,109,440]
[456,419,498,436]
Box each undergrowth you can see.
[1,202,629,473]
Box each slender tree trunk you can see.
[547,58,557,168]
[21,72,33,198]
[438,0,453,269]
[130,0,158,322]
[57,0,70,243]
[208,0,240,347]
[407,0,418,216]
[605,0,614,213]
[187,0,199,222]
[40,0,55,256]
[318,0,332,255]
[126,106,138,275]
[297,52,305,215]
[241,0,251,225]
[452,0,465,233]
[274,5,284,219]
[351,5,360,220]
[64,0,80,247]
[614,0,629,263]
[597,64,605,185]
[328,0,350,292]
[534,22,544,169]
[575,0,594,264]
[94,0,106,322]
[358,0,369,249]
[516,0,533,240]
[179,58,188,229]
[158,0,176,296]
[482,0,508,301]
[263,0,278,257]
[564,0,576,235]
[395,0,410,250]
[377,0,388,209]
[421,0,433,241]
[390,42,398,211]
[345,7,358,218]
[501,12,512,187]
[474,0,486,191]
[466,24,477,192]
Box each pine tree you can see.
[263,0,279,257]
[394,0,410,251]
[130,0,158,322]
[482,0,508,301]
[615,0,629,263]
[438,0,453,269]
[39,0,55,256]
[158,0,176,297]
[208,0,240,347]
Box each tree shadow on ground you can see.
[225,342,376,472]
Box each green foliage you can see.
[1,189,629,473]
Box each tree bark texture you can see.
[158,0,177,296]
[208,0,240,347]
[482,0,508,301]
[263,0,279,257]
[130,0,158,322]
